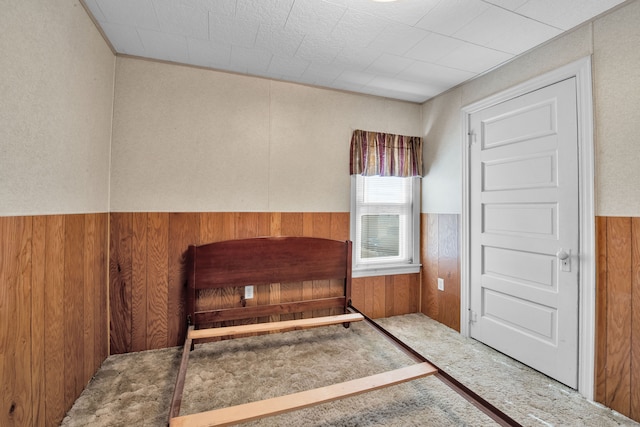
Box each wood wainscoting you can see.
[0,214,108,427]
[595,216,640,421]
[2,212,639,423]
[108,212,421,355]
[420,213,461,332]
[352,275,419,320]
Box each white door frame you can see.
[460,56,595,399]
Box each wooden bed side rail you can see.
[347,304,523,427]
[193,296,347,325]
[168,325,195,421]
[169,362,437,427]
[189,313,363,340]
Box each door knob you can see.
[556,249,571,272]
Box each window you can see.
[348,128,422,277]
[350,174,420,277]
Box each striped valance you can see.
[349,129,423,177]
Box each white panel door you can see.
[469,77,579,388]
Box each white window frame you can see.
[350,175,421,278]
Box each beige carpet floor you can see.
[62,313,637,426]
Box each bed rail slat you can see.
[189,313,363,340]
[169,362,437,427]
[193,297,347,324]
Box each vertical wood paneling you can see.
[439,214,460,331]
[362,276,375,314]
[0,217,32,426]
[6,211,640,425]
[95,214,109,372]
[312,213,331,238]
[168,213,200,347]
[392,275,412,315]
[632,218,640,420]
[595,217,608,404]
[594,216,640,423]
[281,213,303,236]
[351,278,366,310]
[348,273,420,319]
[108,212,421,348]
[17,218,33,427]
[270,212,282,236]
[109,213,132,355]
[64,215,85,408]
[390,276,405,315]
[146,213,169,350]
[83,215,97,384]
[420,213,461,331]
[44,215,65,425]
[31,217,46,427]
[198,213,234,317]
[131,213,148,353]
[302,213,314,237]
[407,274,419,314]
[18,218,33,427]
[605,217,632,415]
[370,276,386,318]
[1,217,20,423]
[235,212,270,238]
[422,214,439,320]
[330,213,349,241]
[411,274,420,313]
[0,214,108,427]
[384,276,395,318]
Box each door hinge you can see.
[469,310,478,323]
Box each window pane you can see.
[361,176,408,204]
[360,214,399,258]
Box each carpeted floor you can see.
[62,313,637,426]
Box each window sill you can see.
[352,263,421,278]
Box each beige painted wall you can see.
[421,88,463,214]
[0,0,115,216]
[8,1,636,217]
[593,0,640,216]
[110,57,422,212]
[421,0,640,216]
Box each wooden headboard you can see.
[186,236,353,328]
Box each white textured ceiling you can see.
[82,0,626,103]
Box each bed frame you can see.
[167,236,521,427]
